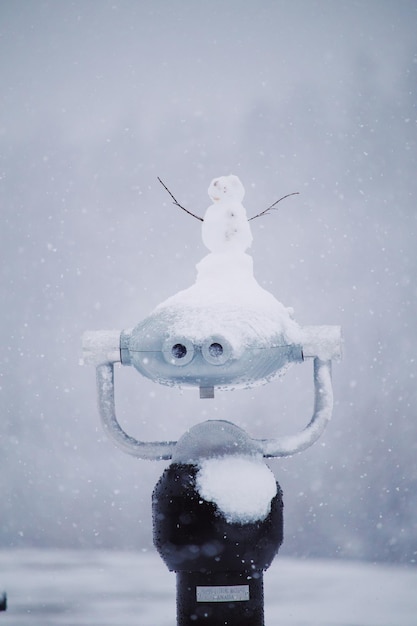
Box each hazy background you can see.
[1,0,416,565]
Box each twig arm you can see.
[157,177,203,222]
[248,192,299,221]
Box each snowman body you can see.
[202,175,253,253]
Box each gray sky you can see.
[1,0,416,563]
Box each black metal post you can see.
[153,462,283,625]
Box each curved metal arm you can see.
[96,358,333,460]
[96,363,176,460]
[259,358,333,457]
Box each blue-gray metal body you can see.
[121,314,303,392]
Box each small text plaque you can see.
[196,585,250,603]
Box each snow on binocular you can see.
[82,175,342,459]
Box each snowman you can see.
[153,174,301,353]
[202,175,253,253]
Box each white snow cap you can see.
[156,250,301,353]
[196,455,277,524]
[203,174,253,253]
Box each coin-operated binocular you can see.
[82,175,342,625]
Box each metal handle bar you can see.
[95,356,334,460]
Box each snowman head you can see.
[208,174,245,204]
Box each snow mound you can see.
[196,455,277,524]
[155,250,301,352]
